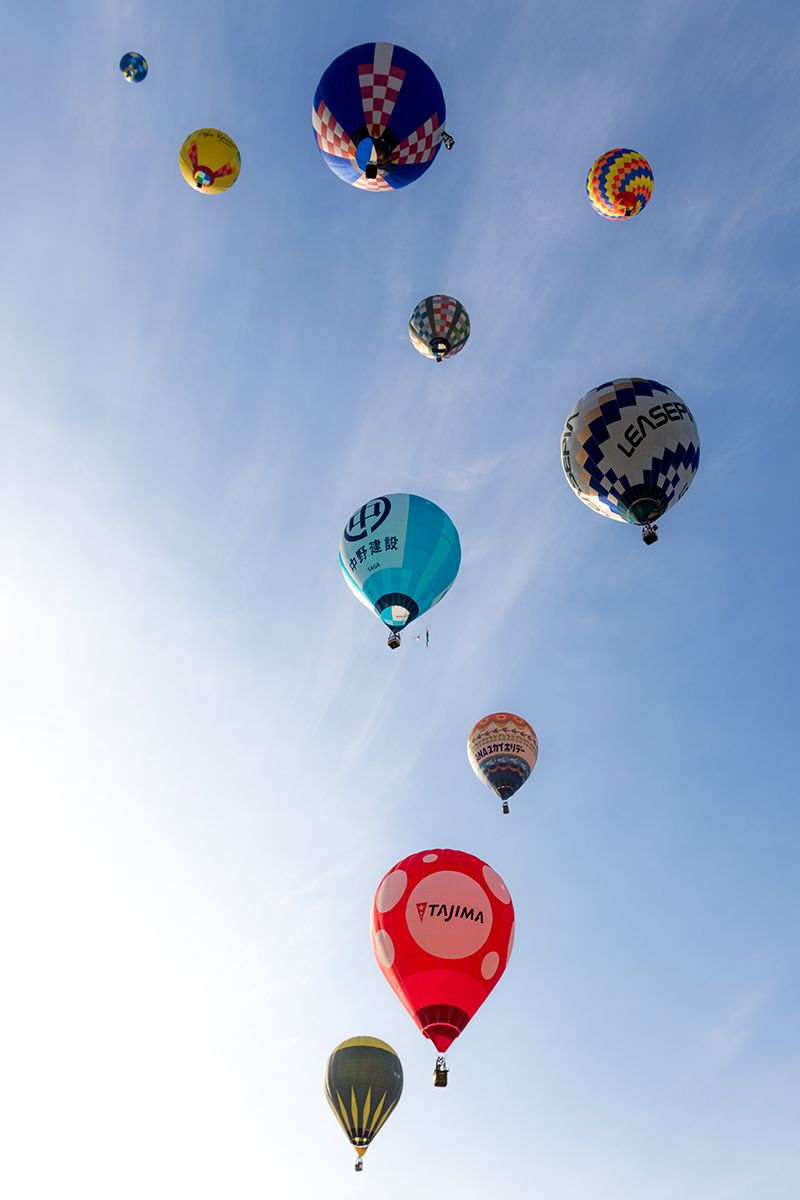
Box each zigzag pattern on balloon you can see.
[587,148,654,219]
[561,378,700,525]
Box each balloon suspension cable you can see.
[441,131,455,150]
[641,522,659,546]
[433,1055,449,1087]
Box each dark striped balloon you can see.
[324,1037,403,1168]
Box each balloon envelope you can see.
[312,42,446,191]
[409,295,470,361]
[324,1037,403,1160]
[561,378,700,527]
[120,52,147,82]
[339,494,461,635]
[587,148,653,219]
[371,848,515,1053]
[467,713,539,804]
[179,129,241,194]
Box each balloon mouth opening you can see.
[618,487,668,525]
[194,167,215,188]
[417,1004,469,1053]
[376,593,419,630]
[497,785,516,800]
[354,131,396,179]
[430,337,450,361]
[618,191,639,216]
[425,1025,460,1053]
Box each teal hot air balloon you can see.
[339,493,461,649]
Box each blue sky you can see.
[1,0,799,1196]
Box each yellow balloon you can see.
[179,128,241,194]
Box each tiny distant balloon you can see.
[587,148,653,219]
[339,493,461,649]
[561,377,700,545]
[409,295,470,362]
[120,52,148,83]
[312,42,452,191]
[179,128,241,194]
[324,1037,403,1172]
[467,713,539,814]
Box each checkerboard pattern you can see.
[352,174,393,191]
[358,62,406,137]
[409,295,471,360]
[312,100,356,161]
[393,116,442,165]
[587,148,654,220]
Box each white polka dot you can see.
[373,929,395,969]
[506,922,515,965]
[375,870,407,913]
[422,853,438,863]
[481,951,500,980]
[483,864,511,904]
[405,871,492,959]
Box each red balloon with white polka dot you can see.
[371,848,515,1059]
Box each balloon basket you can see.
[641,523,659,546]
[433,1056,448,1087]
[502,800,510,814]
[355,1160,363,1172]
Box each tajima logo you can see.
[415,900,485,924]
[406,869,492,958]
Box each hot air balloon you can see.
[467,713,539,814]
[179,129,241,193]
[120,52,148,83]
[324,1037,403,1172]
[586,148,653,219]
[339,494,461,649]
[409,295,470,362]
[312,42,453,191]
[561,377,700,545]
[371,848,515,1084]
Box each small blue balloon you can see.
[120,52,148,83]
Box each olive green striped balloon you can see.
[324,1036,403,1163]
